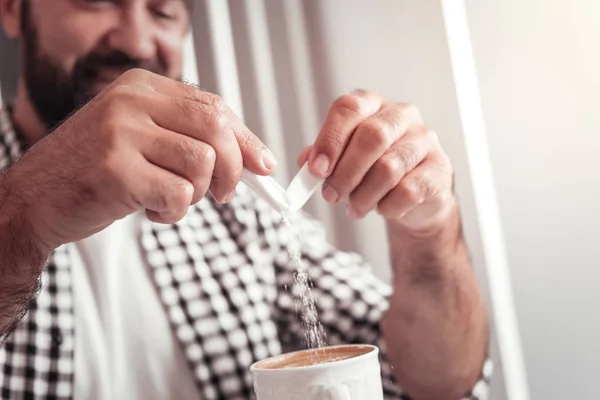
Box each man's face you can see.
[20,0,189,129]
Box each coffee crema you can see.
[254,345,373,370]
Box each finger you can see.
[130,164,195,224]
[377,154,452,220]
[130,72,277,176]
[308,91,383,178]
[297,146,312,168]
[145,94,245,201]
[142,128,216,205]
[347,126,437,218]
[324,104,423,204]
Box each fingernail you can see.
[346,205,360,219]
[312,154,330,177]
[322,183,339,204]
[261,148,277,171]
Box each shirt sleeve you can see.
[238,188,492,399]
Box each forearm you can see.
[0,178,49,342]
[382,201,488,400]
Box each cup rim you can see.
[250,344,378,372]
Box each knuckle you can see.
[177,99,227,135]
[206,94,227,112]
[197,142,216,166]
[178,138,198,165]
[104,84,131,104]
[375,156,401,182]
[120,68,150,83]
[103,85,144,113]
[175,137,201,171]
[333,94,364,117]
[377,108,405,134]
[167,138,215,179]
[398,103,422,121]
[360,120,392,148]
[395,143,420,171]
[410,172,436,201]
[397,179,421,204]
[413,124,437,143]
[205,110,228,134]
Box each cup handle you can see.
[323,384,351,400]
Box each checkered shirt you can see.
[0,107,492,399]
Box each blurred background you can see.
[3,0,600,399]
[469,1,600,399]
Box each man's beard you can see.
[21,7,167,130]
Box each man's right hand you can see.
[0,68,275,252]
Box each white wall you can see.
[466,0,600,398]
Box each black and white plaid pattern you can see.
[0,109,75,399]
[0,107,492,399]
[0,248,74,399]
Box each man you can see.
[0,0,490,399]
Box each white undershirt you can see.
[70,213,200,400]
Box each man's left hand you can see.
[298,90,455,234]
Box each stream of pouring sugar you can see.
[282,213,328,349]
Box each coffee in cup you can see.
[255,345,372,369]
[251,344,383,400]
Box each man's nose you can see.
[105,6,156,62]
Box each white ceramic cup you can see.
[250,345,383,400]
